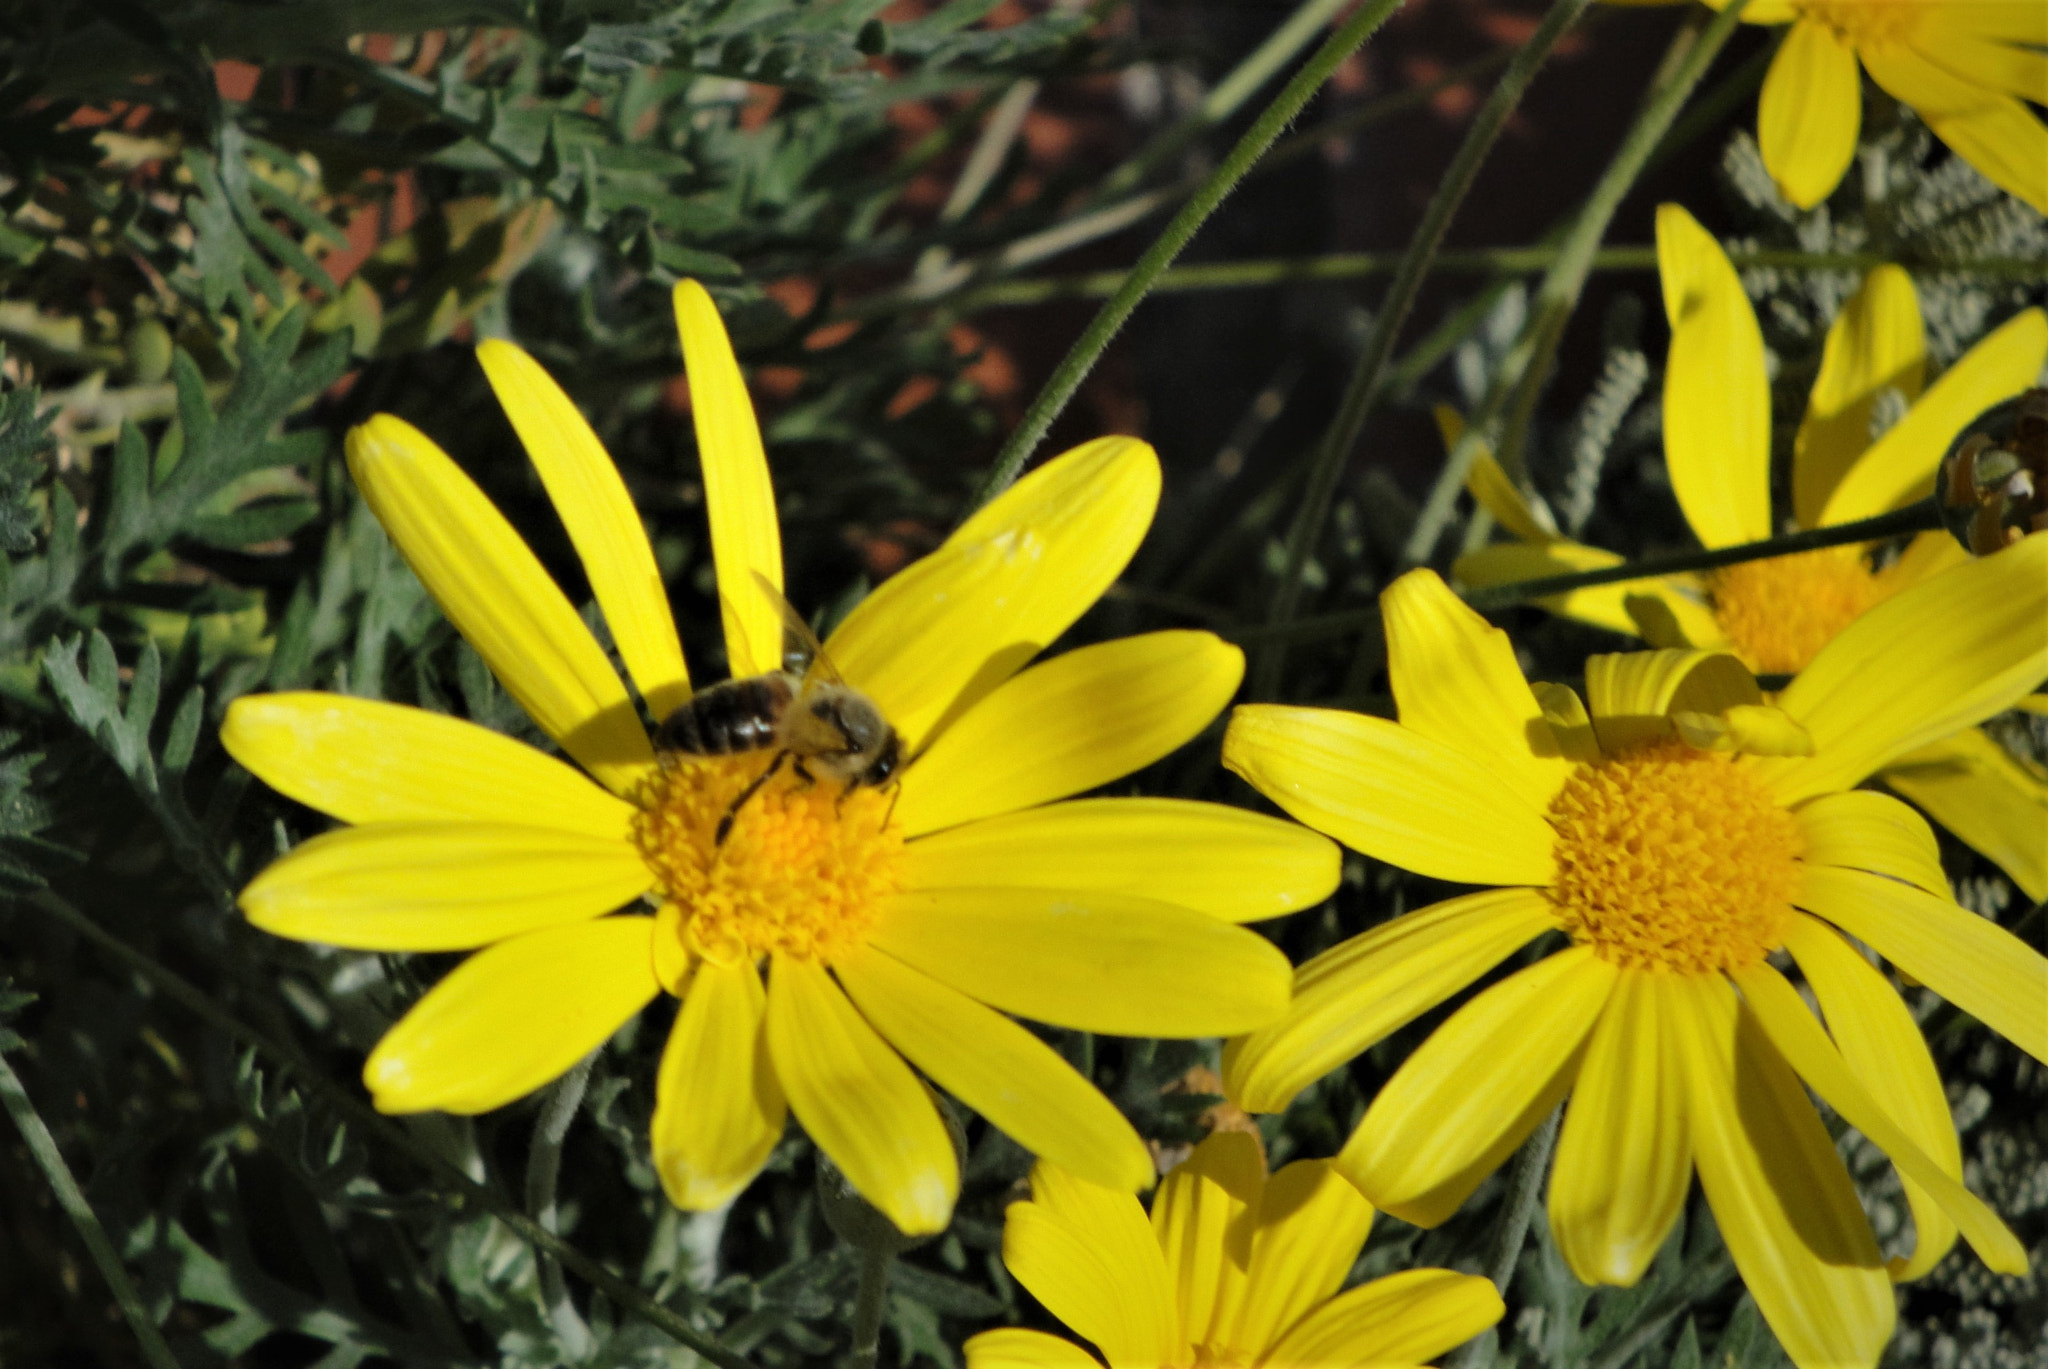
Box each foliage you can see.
[0,3,2041,1368]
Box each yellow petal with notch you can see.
[1223,1159,1373,1359]
[1758,20,1862,209]
[345,416,653,793]
[1794,790,1949,897]
[1882,729,2048,902]
[1657,203,1771,548]
[1151,1132,1264,1349]
[963,1329,1105,1369]
[1260,1268,1504,1369]
[763,955,956,1235]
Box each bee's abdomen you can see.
[655,675,792,755]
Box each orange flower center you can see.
[630,753,904,967]
[1706,548,1887,675]
[1547,739,1804,974]
[1793,0,1923,48]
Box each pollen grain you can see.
[1547,739,1804,974]
[631,753,904,967]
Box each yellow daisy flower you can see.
[221,281,1330,1236]
[961,1131,1503,1369]
[1455,202,2048,900]
[1708,0,2048,213]
[1222,545,2048,1369]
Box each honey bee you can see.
[655,574,902,843]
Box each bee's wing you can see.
[750,570,845,691]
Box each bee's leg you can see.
[791,757,817,789]
[880,783,901,831]
[716,750,789,846]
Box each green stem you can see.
[938,245,2048,309]
[1494,0,1752,479]
[965,0,1405,511]
[0,1051,181,1369]
[1461,501,1941,610]
[27,891,757,1369]
[848,1245,893,1369]
[1255,0,1597,698]
[528,1055,597,1360]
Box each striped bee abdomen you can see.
[654,673,796,756]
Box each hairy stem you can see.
[528,1055,598,1360]
[1255,0,1597,698]
[966,0,1405,511]
[848,1245,894,1369]
[1449,1105,1563,1369]
[1460,500,1942,610]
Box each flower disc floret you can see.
[1547,739,1804,974]
[1707,549,1886,676]
[632,754,904,965]
[1794,0,1921,47]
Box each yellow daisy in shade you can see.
[1455,202,2048,901]
[1706,0,2048,212]
[221,280,1329,1236]
[1222,544,2048,1369]
[962,1131,1503,1369]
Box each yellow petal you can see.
[651,955,785,1211]
[1151,1132,1264,1349]
[1224,1159,1373,1359]
[1783,915,1959,1281]
[1531,682,1601,763]
[963,1329,1104,1369]
[673,280,784,677]
[1733,960,2027,1275]
[1882,729,2048,902]
[764,955,956,1235]
[1223,705,1555,887]
[363,917,659,1114]
[1758,20,1862,209]
[1793,265,1927,528]
[1340,947,1616,1228]
[826,436,1159,750]
[1585,648,1762,753]
[1028,1161,1186,1365]
[1436,405,1555,543]
[1548,970,1693,1287]
[1458,536,1712,639]
[1657,203,1772,548]
[1002,1197,1176,1369]
[241,823,650,951]
[1800,864,2048,1064]
[1670,973,1893,1369]
[1382,569,1570,812]
[1672,703,1815,757]
[1819,308,2048,525]
[1925,29,2048,102]
[1755,534,2048,804]
[477,340,691,717]
[902,798,1339,924]
[221,693,634,840]
[1863,37,2048,213]
[869,886,1290,1038]
[897,631,1241,838]
[1259,1268,1504,1368]
[834,942,1151,1193]
[1794,790,1949,897]
[1925,3,2048,44]
[1224,888,1558,1114]
[345,416,653,793]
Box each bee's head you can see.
[865,728,901,786]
